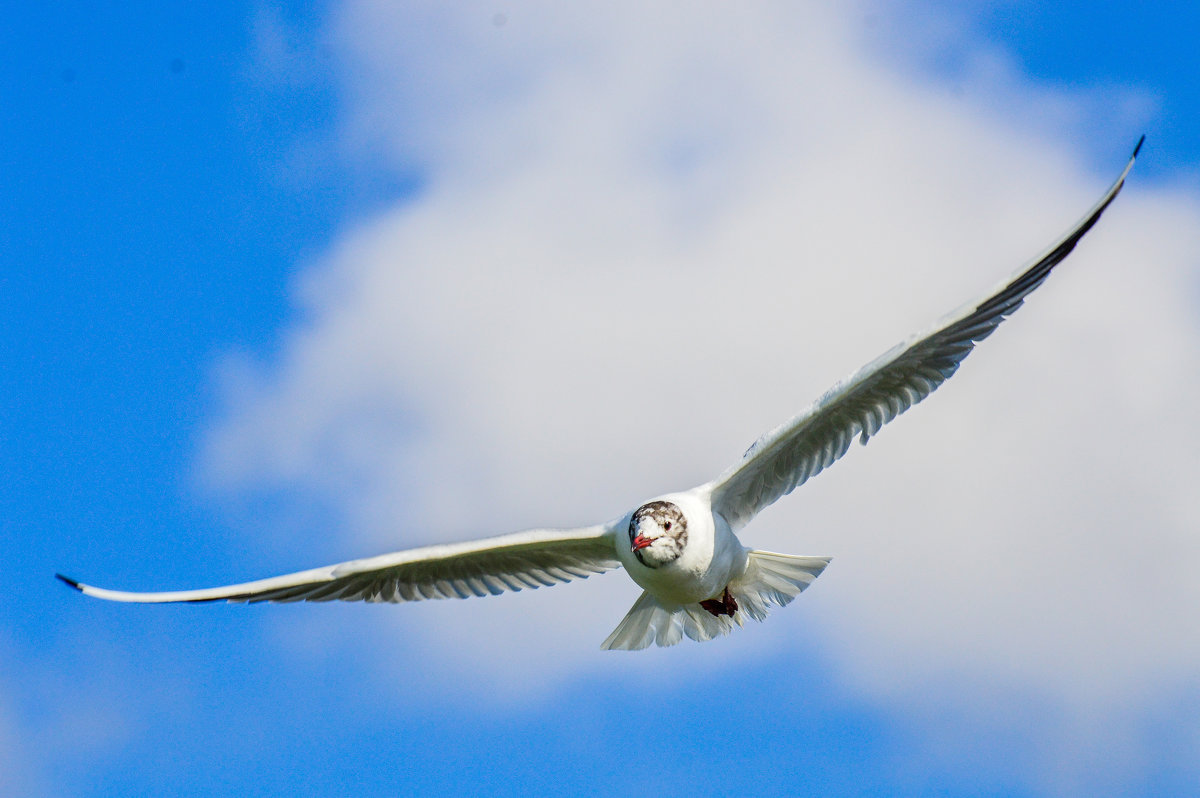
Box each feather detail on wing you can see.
[57,524,621,604]
[708,137,1143,531]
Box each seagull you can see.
[59,139,1143,650]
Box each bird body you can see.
[618,492,740,605]
[59,139,1143,651]
[602,491,830,649]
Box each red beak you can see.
[631,535,652,551]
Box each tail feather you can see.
[600,551,830,650]
[735,550,830,622]
[601,591,736,650]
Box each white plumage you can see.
[59,140,1142,649]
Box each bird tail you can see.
[733,550,830,621]
[600,590,736,650]
[599,551,830,651]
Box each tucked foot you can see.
[699,585,738,617]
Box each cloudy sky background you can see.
[7,2,1200,795]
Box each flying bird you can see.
[59,139,1143,650]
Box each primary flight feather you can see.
[59,139,1143,649]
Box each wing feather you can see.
[708,138,1142,530]
[57,524,621,605]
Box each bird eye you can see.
[664,521,672,530]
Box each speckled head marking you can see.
[628,500,688,568]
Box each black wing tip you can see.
[1133,134,1145,159]
[56,573,83,592]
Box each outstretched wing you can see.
[58,524,621,604]
[708,138,1143,531]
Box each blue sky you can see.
[6,2,1200,796]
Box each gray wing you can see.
[708,138,1143,531]
[58,524,621,604]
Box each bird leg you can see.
[699,585,738,617]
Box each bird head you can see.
[628,501,688,568]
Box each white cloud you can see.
[203,0,1200,785]
[0,690,37,797]
[0,630,149,798]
